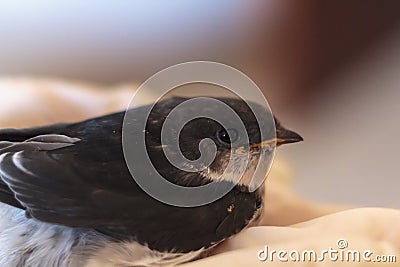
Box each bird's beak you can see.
[275,124,303,146]
[251,124,303,148]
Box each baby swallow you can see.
[0,97,302,267]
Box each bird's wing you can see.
[0,111,178,234]
[0,133,78,209]
[0,135,85,222]
[0,129,146,228]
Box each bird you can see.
[0,97,302,267]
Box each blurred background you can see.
[0,1,399,207]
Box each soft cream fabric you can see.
[1,78,398,266]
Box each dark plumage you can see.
[0,97,302,258]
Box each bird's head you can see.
[144,97,303,191]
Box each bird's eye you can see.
[217,128,239,145]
